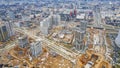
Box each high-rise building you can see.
[0,20,15,42]
[73,28,85,51]
[93,5,102,27]
[40,14,60,35]
[113,30,120,64]
[80,21,87,31]
[115,30,120,48]
[40,18,50,35]
[0,23,9,42]
[51,15,60,26]
[4,21,15,37]
[30,41,42,57]
[18,35,29,48]
[73,21,87,52]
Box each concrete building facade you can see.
[0,21,15,42]
[30,41,42,57]
[80,21,87,31]
[40,14,60,35]
[0,24,9,42]
[4,21,15,37]
[73,28,85,52]
[18,35,29,48]
[73,21,87,52]
[115,30,120,48]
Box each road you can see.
[87,24,120,31]
[89,6,120,32]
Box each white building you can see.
[40,18,50,35]
[30,41,42,57]
[40,14,60,35]
[14,21,23,27]
[115,30,120,48]
[101,11,115,19]
[76,14,86,20]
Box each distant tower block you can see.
[30,41,42,58]
[80,21,87,32]
[18,35,29,48]
[40,14,60,35]
[115,30,120,48]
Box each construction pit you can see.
[0,45,72,68]
[76,50,112,68]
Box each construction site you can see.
[0,0,120,68]
[0,21,113,68]
[0,34,73,68]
